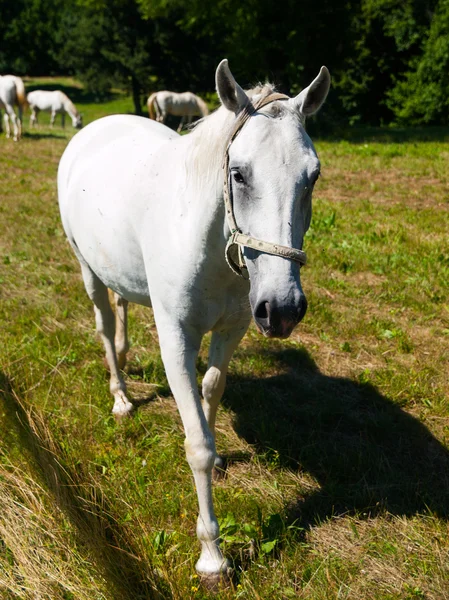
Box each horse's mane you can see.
[187,83,285,194]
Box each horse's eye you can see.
[232,170,245,184]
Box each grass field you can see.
[1,78,449,599]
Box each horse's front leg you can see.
[50,111,56,128]
[156,319,229,580]
[79,263,134,417]
[202,328,248,471]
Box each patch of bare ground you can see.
[308,515,449,599]
[320,168,449,209]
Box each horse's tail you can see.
[14,77,28,109]
[196,96,209,117]
[147,92,159,120]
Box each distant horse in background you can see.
[27,90,82,129]
[0,75,26,141]
[147,90,209,132]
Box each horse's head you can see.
[216,60,330,338]
[73,114,83,129]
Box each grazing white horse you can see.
[0,75,26,141]
[147,90,209,132]
[27,90,82,129]
[58,59,330,582]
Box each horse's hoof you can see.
[112,391,135,420]
[113,408,134,421]
[199,569,232,592]
[112,403,135,420]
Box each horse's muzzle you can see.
[253,297,307,338]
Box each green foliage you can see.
[387,0,449,124]
[0,0,66,74]
[333,0,438,125]
[3,0,449,125]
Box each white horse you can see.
[147,90,209,132]
[58,59,330,582]
[0,75,26,141]
[27,90,82,129]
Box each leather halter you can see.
[222,93,308,277]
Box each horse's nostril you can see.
[298,296,308,322]
[255,301,270,321]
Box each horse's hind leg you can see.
[3,112,11,139]
[17,106,22,140]
[5,108,19,141]
[113,292,129,370]
[177,116,185,133]
[80,263,134,417]
[30,107,38,127]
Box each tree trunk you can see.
[131,75,142,116]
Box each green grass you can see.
[1,78,449,599]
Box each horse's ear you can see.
[292,66,331,117]
[215,59,249,115]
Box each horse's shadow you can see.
[223,346,449,526]
[21,131,68,140]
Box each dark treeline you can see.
[1,0,448,126]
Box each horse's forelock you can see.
[188,82,285,195]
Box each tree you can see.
[0,0,64,74]
[386,0,449,124]
[332,0,438,125]
[57,0,158,114]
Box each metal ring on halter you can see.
[222,92,308,277]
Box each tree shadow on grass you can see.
[224,346,449,527]
[315,124,449,144]
[0,371,171,600]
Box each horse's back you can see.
[58,115,179,303]
[60,114,177,178]
[28,90,63,110]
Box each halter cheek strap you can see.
[222,93,308,277]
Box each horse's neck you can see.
[175,123,230,246]
[61,94,77,118]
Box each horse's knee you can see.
[202,366,225,404]
[185,435,216,473]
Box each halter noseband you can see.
[223,93,308,277]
